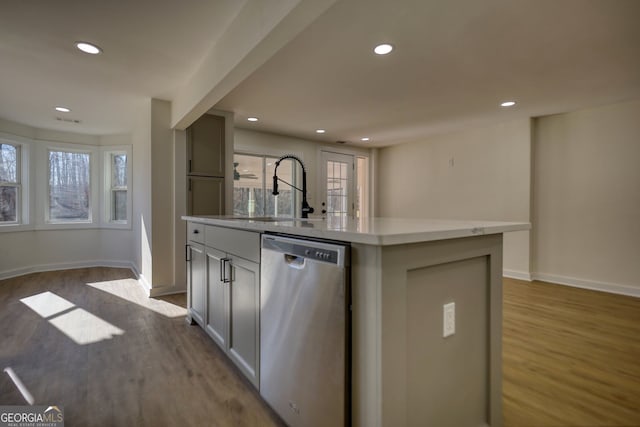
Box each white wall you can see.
[234,128,372,212]
[131,99,153,289]
[0,118,136,280]
[532,99,640,295]
[377,119,533,276]
[150,99,174,289]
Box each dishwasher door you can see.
[260,234,349,427]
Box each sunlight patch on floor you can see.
[20,292,124,345]
[19,291,75,318]
[87,279,187,318]
[48,308,124,345]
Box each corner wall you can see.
[532,99,640,295]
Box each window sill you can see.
[0,223,132,232]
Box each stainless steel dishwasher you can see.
[260,234,350,427]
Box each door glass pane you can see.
[326,160,349,217]
[49,151,91,221]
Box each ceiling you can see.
[0,0,245,135]
[2,0,640,146]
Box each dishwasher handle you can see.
[284,254,305,269]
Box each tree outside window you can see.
[48,150,91,222]
[0,143,20,223]
[110,153,127,222]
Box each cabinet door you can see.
[206,247,228,349]
[188,176,225,216]
[228,256,260,387]
[187,243,206,326]
[187,114,225,177]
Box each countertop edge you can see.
[182,216,531,246]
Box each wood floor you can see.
[1,269,639,427]
[503,278,640,427]
[0,268,282,427]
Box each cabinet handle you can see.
[221,258,231,283]
[185,245,191,262]
[193,229,200,234]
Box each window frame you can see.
[0,135,30,228]
[101,146,132,228]
[0,133,134,233]
[46,146,95,225]
[233,151,298,218]
[0,141,21,225]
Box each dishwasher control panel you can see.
[262,234,348,267]
[304,248,338,264]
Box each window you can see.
[0,135,132,231]
[109,152,127,222]
[48,149,91,222]
[0,143,20,223]
[233,153,295,217]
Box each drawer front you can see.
[206,226,260,263]
[187,222,205,244]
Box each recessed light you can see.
[360,137,370,142]
[55,106,71,113]
[500,101,517,107]
[374,43,394,55]
[315,129,326,134]
[76,42,102,55]
[247,117,259,122]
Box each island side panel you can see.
[351,243,384,427]
[378,234,503,427]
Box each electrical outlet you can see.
[443,302,455,338]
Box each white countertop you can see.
[182,215,530,246]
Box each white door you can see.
[320,152,355,219]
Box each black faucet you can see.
[272,154,315,218]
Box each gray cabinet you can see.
[205,247,227,349]
[188,176,225,216]
[186,221,260,388]
[187,114,225,177]
[227,256,260,385]
[186,113,226,215]
[186,242,206,327]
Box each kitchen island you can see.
[182,215,529,427]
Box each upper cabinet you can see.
[187,114,225,178]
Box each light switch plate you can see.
[443,302,455,338]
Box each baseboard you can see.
[0,260,137,282]
[503,269,532,281]
[532,272,640,298]
[149,285,187,297]
[1,261,186,298]
[128,264,152,297]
